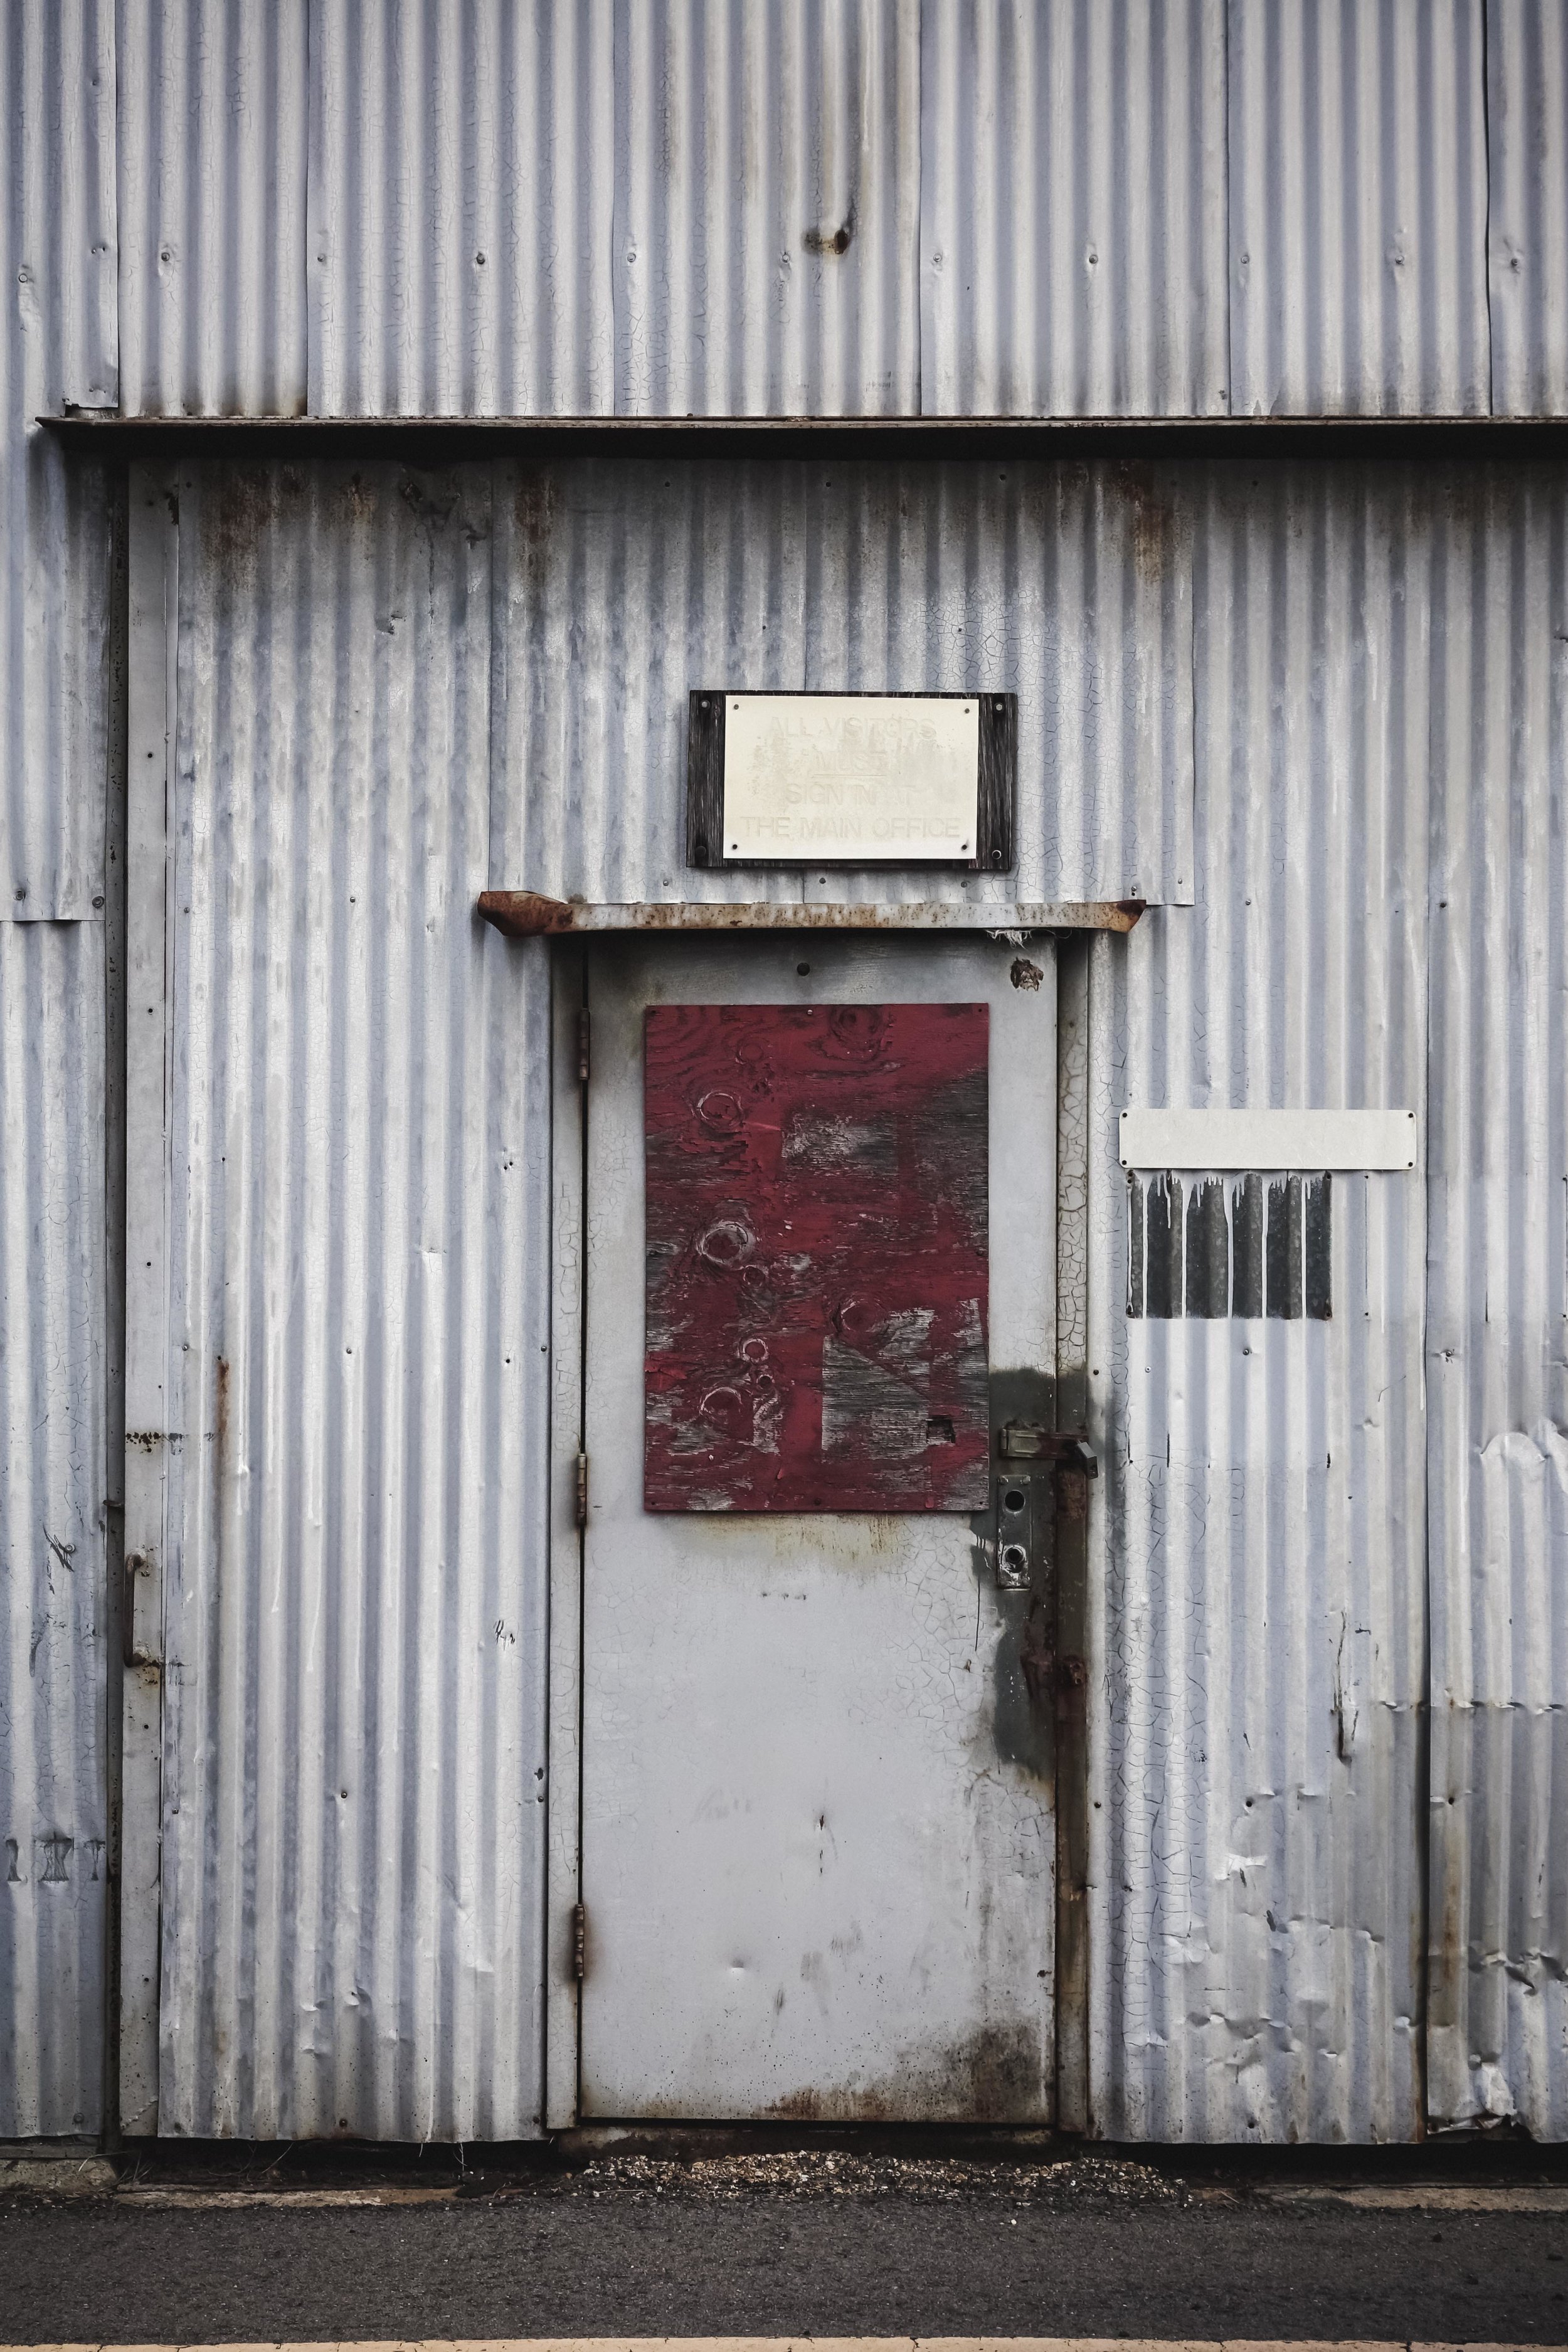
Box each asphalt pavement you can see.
[2,2149,1567,2343]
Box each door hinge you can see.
[575,1451,589,1527]
[571,1900,587,1981]
[121,1549,161,1670]
[577,1004,590,1084]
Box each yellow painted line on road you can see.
[1263,2185,1568,2212]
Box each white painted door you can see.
[578,931,1059,2122]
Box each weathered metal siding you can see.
[9,3,1568,2149]
[0,0,117,2141]
[132,453,1568,2143]
[919,0,1230,417]
[1486,1,1568,416]
[149,465,551,2139]
[2,0,116,910]
[1086,465,1431,2140]
[0,923,109,2138]
[610,0,920,418]
[1227,0,1491,416]
[307,0,613,416]
[489,458,1193,908]
[102,0,1533,422]
[1425,471,1568,2136]
[115,0,309,415]
[308,0,919,417]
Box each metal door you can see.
[578,931,1059,2121]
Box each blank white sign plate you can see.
[723,694,980,861]
[1120,1107,1419,1170]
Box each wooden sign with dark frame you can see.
[686,690,1017,872]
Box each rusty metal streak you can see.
[478,893,1145,938]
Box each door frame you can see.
[539,928,1096,2132]
[117,466,179,2136]
[543,942,586,2130]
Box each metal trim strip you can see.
[479,894,1144,938]
[1120,1108,1419,1171]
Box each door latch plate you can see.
[994,1473,1035,1589]
[989,1421,1098,1589]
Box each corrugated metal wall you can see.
[2,0,116,908]
[0,923,110,2138]
[149,465,551,2139]
[306,0,613,416]
[1227,0,1491,416]
[1086,465,1431,2140]
[489,457,1193,909]
[919,0,1230,416]
[309,0,924,418]
[605,0,920,418]
[1486,1,1568,415]
[1425,470,1568,2137]
[128,453,1568,2143]
[0,0,117,2139]
[115,0,309,416]
[6,1,1568,2145]
[103,0,1568,420]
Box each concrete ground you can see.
[1,2144,1566,2344]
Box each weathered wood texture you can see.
[644,1003,990,1511]
[684,691,727,868]
[975,692,1016,871]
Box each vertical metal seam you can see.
[101,466,130,2151]
[117,463,176,2134]
[545,932,586,2130]
[1054,930,1091,2132]
[913,0,924,418]
[1220,0,1234,413]
[304,0,316,407]
[573,945,589,2116]
[1417,479,1449,2130]
[1480,0,1495,414]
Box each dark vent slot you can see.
[1185,1178,1229,1318]
[1305,1173,1332,1318]
[1127,1168,1332,1322]
[1265,1175,1303,1318]
[1126,1172,1145,1317]
[1143,1172,1181,1319]
[1231,1173,1264,1318]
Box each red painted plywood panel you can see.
[644,1003,989,1512]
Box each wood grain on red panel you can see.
[644,1002,990,1512]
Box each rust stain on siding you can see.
[765,2018,1045,2123]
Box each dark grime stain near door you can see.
[644,1002,990,1512]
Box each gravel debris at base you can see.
[0,2146,1190,2209]
[515,2149,1183,2205]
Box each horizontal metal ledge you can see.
[40,410,1568,463]
[478,891,1145,938]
